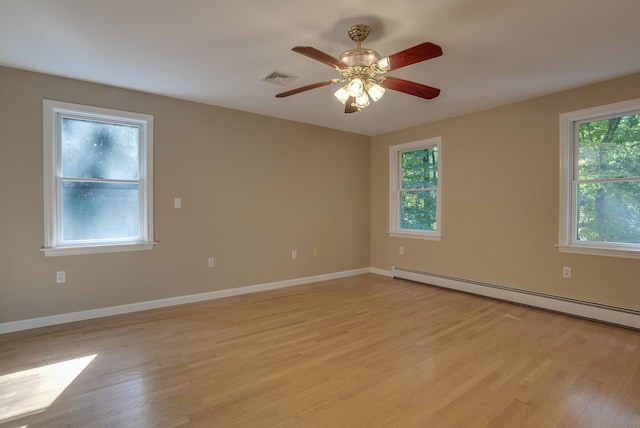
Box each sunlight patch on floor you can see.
[0,354,96,424]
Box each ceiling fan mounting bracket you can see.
[347,24,371,44]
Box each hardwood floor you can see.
[1,274,640,427]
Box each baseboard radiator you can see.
[391,266,640,330]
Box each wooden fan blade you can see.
[384,42,442,71]
[292,46,348,70]
[383,77,440,99]
[275,80,339,98]
[344,96,359,114]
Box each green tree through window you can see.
[400,148,438,230]
[576,114,640,244]
[559,99,640,258]
[389,137,441,240]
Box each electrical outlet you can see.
[56,271,66,283]
[314,248,319,257]
[399,246,404,255]
[174,197,181,209]
[208,257,215,268]
[291,250,297,259]
[563,266,571,278]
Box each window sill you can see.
[42,242,156,257]
[389,231,442,241]
[557,244,640,260]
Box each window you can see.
[559,98,640,259]
[43,100,154,256]
[389,138,442,240]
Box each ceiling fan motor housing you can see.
[339,48,381,67]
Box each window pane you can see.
[400,190,437,230]
[578,114,640,180]
[61,117,140,180]
[576,181,640,244]
[402,148,438,189]
[61,181,140,241]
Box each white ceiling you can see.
[1,0,639,136]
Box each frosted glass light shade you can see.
[366,82,385,102]
[346,78,365,97]
[355,93,370,108]
[376,57,391,71]
[334,86,350,104]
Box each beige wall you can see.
[0,66,371,323]
[371,72,640,310]
[2,64,639,325]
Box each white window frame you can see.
[558,98,640,259]
[42,100,155,256]
[389,137,442,240]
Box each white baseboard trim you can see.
[0,268,371,334]
[392,266,640,330]
[370,267,393,277]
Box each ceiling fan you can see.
[276,24,443,114]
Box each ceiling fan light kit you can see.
[276,24,442,114]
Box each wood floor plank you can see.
[1,273,640,427]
